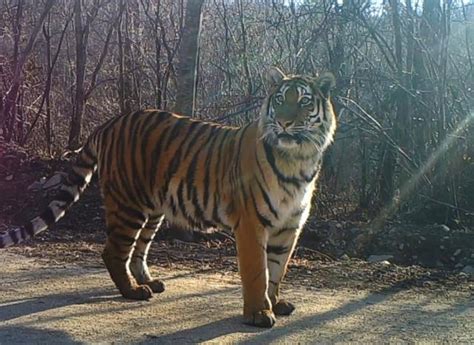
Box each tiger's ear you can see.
[317,72,336,98]
[265,67,286,90]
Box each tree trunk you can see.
[68,0,87,149]
[68,0,101,149]
[174,0,205,116]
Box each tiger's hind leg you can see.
[130,214,165,293]
[101,199,152,300]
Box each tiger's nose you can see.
[277,120,294,129]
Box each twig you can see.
[418,194,474,216]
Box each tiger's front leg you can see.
[267,226,302,316]
[234,221,276,328]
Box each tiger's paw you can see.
[145,279,165,293]
[244,309,276,328]
[121,284,153,300]
[273,299,295,316]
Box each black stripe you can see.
[114,213,143,230]
[177,181,187,219]
[255,150,269,189]
[138,236,153,244]
[232,124,252,203]
[185,126,216,198]
[130,114,154,209]
[275,227,296,236]
[68,170,86,187]
[75,159,95,170]
[113,232,136,246]
[190,185,214,228]
[159,121,200,196]
[116,115,136,204]
[266,245,289,255]
[169,195,178,216]
[82,145,95,161]
[212,193,223,226]
[211,130,231,227]
[263,141,301,188]
[42,208,57,226]
[148,120,171,191]
[145,220,162,228]
[103,124,117,175]
[322,99,327,120]
[164,118,186,148]
[182,123,209,158]
[56,190,75,205]
[116,203,146,224]
[250,187,273,228]
[202,129,221,209]
[141,112,168,181]
[123,114,151,208]
[256,179,279,219]
[268,258,280,265]
[107,182,130,208]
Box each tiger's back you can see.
[95,111,259,229]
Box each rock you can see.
[5,174,13,181]
[440,224,450,232]
[379,260,391,266]
[340,254,350,261]
[368,255,394,263]
[350,227,360,235]
[27,181,43,191]
[461,265,474,275]
[42,173,65,190]
[434,224,450,232]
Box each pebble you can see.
[368,255,394,263]
[461,265,474,275]
[340,254,350,261]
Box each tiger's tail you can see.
[0,137,98,248]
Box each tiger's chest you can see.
[269,179,316,230]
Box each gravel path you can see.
[0,251,472,344]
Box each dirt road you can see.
[0,250,472,344]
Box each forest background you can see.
[1,0,474,237]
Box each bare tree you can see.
[1,0,56,142]
[174,0,204,116]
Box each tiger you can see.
[0,67,336,328]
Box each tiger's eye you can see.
[300,97,311,106]
[275,95,284,104]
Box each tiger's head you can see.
[259,67,337,152]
